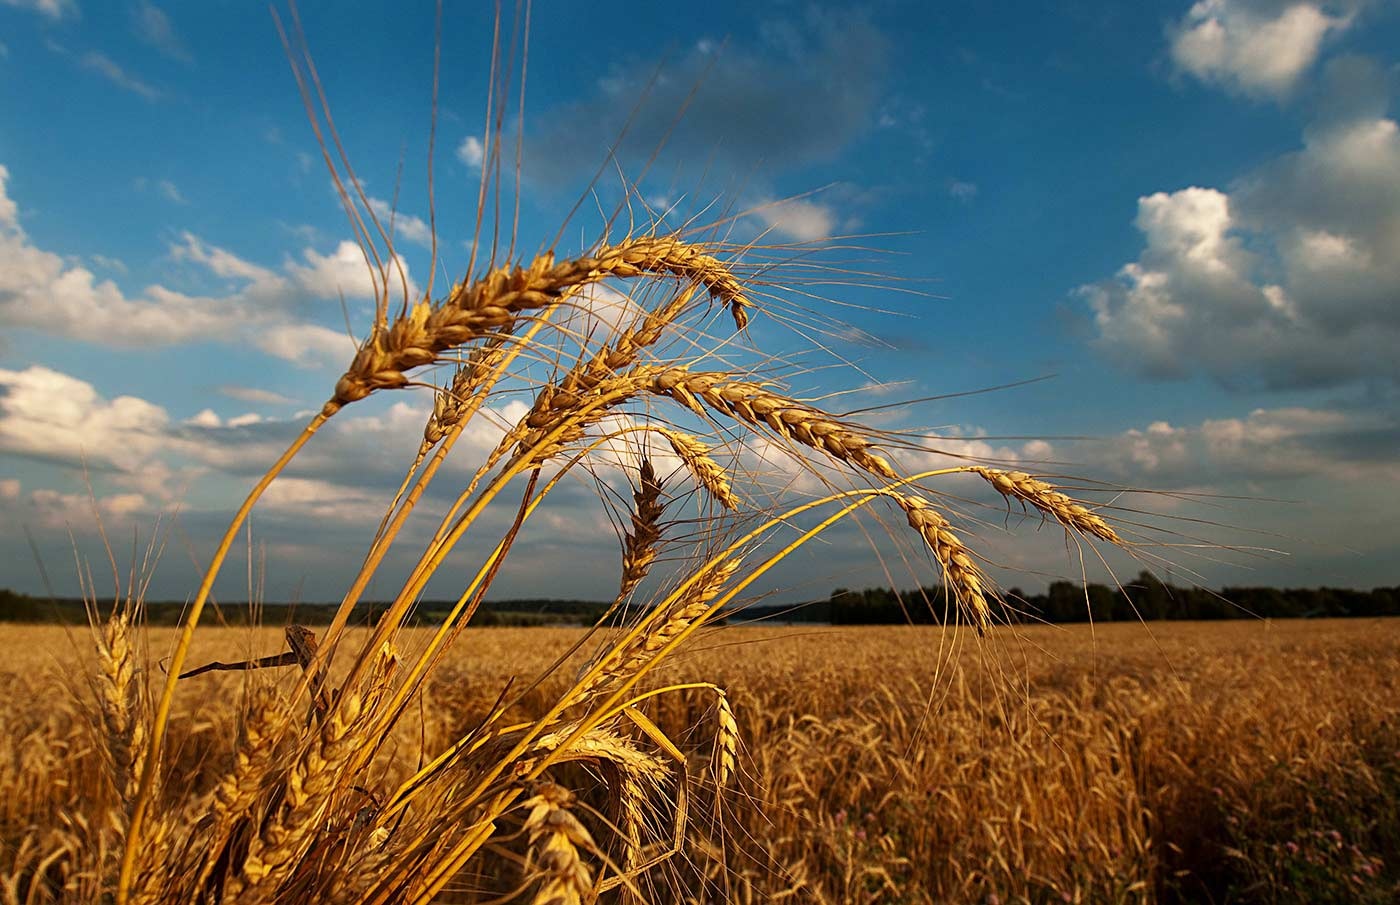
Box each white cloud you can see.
[131,1,191,63]
[0,362,645,598]
[186,408,222,428]
[80,51,160,100]
[752,197,837,242]
[1169,0,1355,98]
[558,283,641,339]
[1080,110,1400,390]
[0,365,170,472]
[1062,404,1400,487]
[1,0,76,21]
[457,135,484,168]
[286,239,419,303]
[23,488,150,531]
[260,477,393,524]
[170,231,277,284]
[157,179,186,204]
[0,165,16,228]
[0,365,420,493]
[1,223,242,344]
[0,165,407,365]
[219,385,295,406]
[949,180,978,201]
[253,321,353,368]
[365,197,433,248]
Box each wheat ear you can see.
[575,557,743,705]
[328,236,750,413]
[890,492,993,631]
[713,689,738,789]
[94,612,146,811]
[643,368,898,479]
[187,690,284,896]
[522,783,596,905]
[973,467,1123,544]
[660,429,740,510]
[619,459,666,601]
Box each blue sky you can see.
[1,0,1398,605]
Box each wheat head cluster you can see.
[0,12,1221,905]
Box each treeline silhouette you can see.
[817,572,1400,624]
[0,588,610,627]
[6,574,1398,627]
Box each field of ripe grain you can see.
[2,618,1397,904]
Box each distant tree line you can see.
[0,588,610,627]
[819,572,1400,624]
[6,576,1398,627]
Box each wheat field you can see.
[3,619,1396,903]
[3,7,1395,903]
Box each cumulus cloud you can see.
[1,223,241,346]
[260,477,395,524]
[0,363,525,497]
[1169,0,1357,98]
[1079,95,1400,390]
[0,165,17,227]
[457,136,484,168]
[0,365,171,472]
[1050,404,1400,487]
[751,197,838,242]
[0,165,412,365]
[365,197,433,248]
[284,239,413,302]
[23,488,150,532]
[253,321,353,367]
[0,362,567,597]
